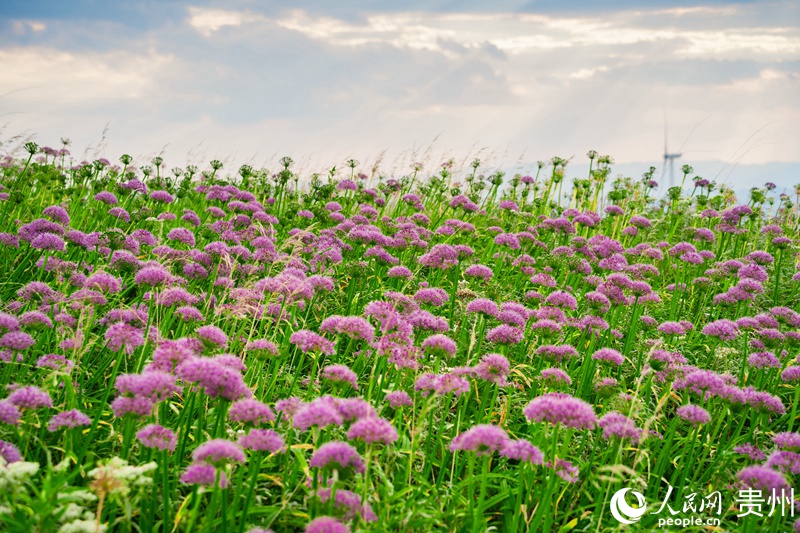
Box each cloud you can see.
[187,6,259,37]
[0,1,797,176]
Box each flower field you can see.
[0,142,799,532]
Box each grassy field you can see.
[0,142,798,532]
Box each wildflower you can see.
[464,264,494,280]
[485,324,524,345]
[7,386,52,410]
[386,391,412,408]
[178,356,251,400]
[305,517,350,533]
[47,409,91,431]
[450,424,509,455]
[598,414,643,445]
[115,371,180,402]
[136,424,177,452]
[193,439,246,466]
[676,404,711,425]
[523,393,597,430]
[318,316,374,343]
[466,298,499,318]
[196,325,228,351]
[0,440,22,463]
[734,443,766,461]
[347,417,398,444]
[180,463,228,487]
[293,397,344,431]
[421,334,457,358]
[474,353,510,385]
[321,364,359,389]
[500,439,544,464]
[0,401,21,426]
[309,441,365,473]
[736,465,789,493]
[229,398,276,425]
[290,330,336,355]
[0,330,36,352]
[316,488,377,522]
[592,348,624,366]
[238,429,285,453]
[540,368,572,387]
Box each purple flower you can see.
[180,462,228,487]
[105,322,145,354]
[47,409,91,431]
[450,424,509,455]
[293,397,344,431]
[736,465,789,493]
[166,228,196,246]
[290,330,336,355]
[244,339,278,358]
[414,287,449,307]
[305,517,350,533]
[7,386,52,410]
[310,441,365,473]
[744,387,785,415]
[773,432,800,451]
[548,458,579,483]
[115,371,180,402]
[108,207,131,223]
[464,264,494,280]
[387,266,412,279]
[676,404,711,425]
[318,316,374,343]
[31,233,66,251]
[196,325,228,351]
[766,451,800,475]
[43,205,70,225]
[592,348,624,366]
[110,396,154,418]
[0,400,21,426]
[0,331,36,351]
[523,393,597,430]
[347,416,398,445]
[474,353,510,385]
[321,364,359,389]
[500,439,544,464]
[94,191,118,205]
[540,368,572,387]
[238,429,285,453]
[386,391,413,408]
[316,488,377,522]
[177,356,252,401]
[193,439,246,466]
[485,324,524,345]
[734,443,766,461]
[149,190,174,203]
[137,424,177,451]
[466,298,499,318]
[545,291,577,311]
[421,334,457,358]
[0,440,22,463]
[134,265,170,287]
[229,398,276,425]
[598,412,642,442]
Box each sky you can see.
[0,0,798,197]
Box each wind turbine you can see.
[662,113,682,189]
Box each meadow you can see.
[0,141,798,532]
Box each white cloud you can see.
[0,47,173,104]
[187,6,256,37]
